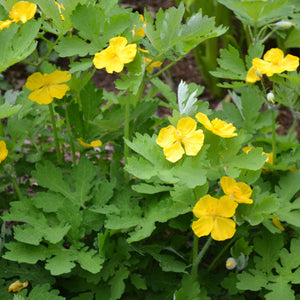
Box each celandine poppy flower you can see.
[220,176,253,204]
[246,48,299,83]
[93,37,137,73]
[25,70,71,105]
[196,112,237,138]
[156,117,204,163]
[192,195,238,241]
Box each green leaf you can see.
[0,103,21,118]
[77,247,104,274]
[45,248,76,276]
[4,242,50,264]
[0,20,41,72]
[109,266,130,300]
[130,273,147,290]
[72,156,97,206]
[211,45,246,80]
[24,284,65,300]
[132,183,172,194]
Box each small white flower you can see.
[226,257,237,270]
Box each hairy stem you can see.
[48,103,63,165]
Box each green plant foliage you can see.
[1,0,300,298]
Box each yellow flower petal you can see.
[0,141,8,163]
[192,216,214,238]
[280,54,299,71]
[0,19,14,30]
[195,112,214,131]
[9,1,36,23]
[211,217,236,241]
[263,48,284,63]
[246,66,261,83]
[156,125,177,148]
[272,217,285,231]
[8,280,29,292]
[218,196,238,217]
[119,44,137,64]
[28,87,54,104]
[48,84,70,99]
[163,141,185,163]
[220,176,236,197]
[182,129,204,156]
[193,195,218,218]
[210,118,237,138]
[109,36,128,49]
[177,117,197,137]
[45,70,71,85]
[25,72,46,91]
[144,57,162,74]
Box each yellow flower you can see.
[25,70,71,105]
[156,117,204,163]
[192,195,238,241]
[135,14,146,37]
[220,176,253,204]
[8,280,29,292]
[93,37,137,74]
[196,112,237,138]
[144,57,162,74]
[9,1,36,24]
[246,48,299,82]
[0,141,8,163]
[54,1,65,21]
[0,1,36,30]
[77,138,102,148]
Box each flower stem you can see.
[11,172,22,201]
[287,111,298,141]
[0,120,5,137]
[191,235,213,279]
[124,95,131,184]
[207,237,236,272]
[48,103,63,165]
[271,108,277,165]
[65,106,77,165]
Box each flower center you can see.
[176,130,183,143]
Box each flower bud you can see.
[274,21,294,30]
[266,92,275,104]
[226,257,237,270]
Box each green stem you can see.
[207,237,236,272]
[271,108,277,165]
[192,232,199,263]
[38,34,63,68]
[287,112,298,141]
[11,174,22,201]
[48,102,63,165]
[65,106,77,165]
[0,120,5,137]
[191,236,213,278]
[148,55,185,81]
[124,95,131,185]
